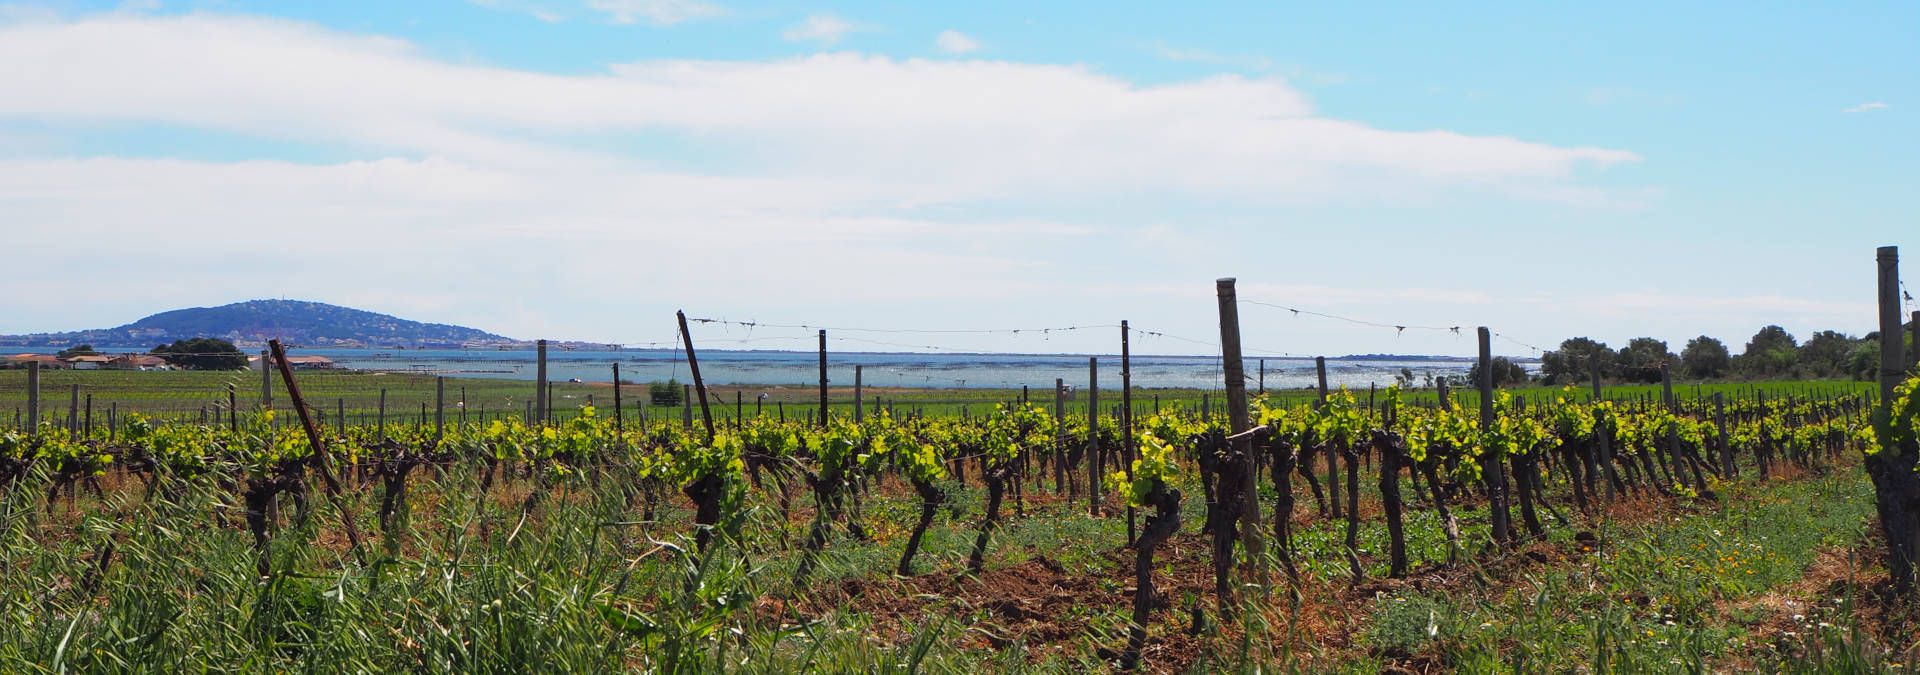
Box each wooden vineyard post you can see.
[535,339,549,426]
[1869,245,1920,593]
[267,340,365,565]
[1121,320,1136,545]
[1216,278,1267,582]
[1316,356,1338,518]
[67,384,78,441]
[1715,392,1732,478]
[227,384,237,433]
[682,386,692,429]
[1055,378,1067,494]
[676,311,716,441]
[612,364,623,435]
[260,350,272,408]
[84,394,91,436]
[25,361,37,430]
[1259,358,1265,395]
[1592,363,1618,502]
[854,365,864,423]
[1088,357,1101,516]
[735,391,742,429]
[818,330,829,428]
[1479,327,1514,548]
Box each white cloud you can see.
[1843,101,1889,113]
[0,13,1653,341]
[782,14,862,46]
[935,29,978,54]
[588,0,723,26]
[0,14,1635,201]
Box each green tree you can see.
[648,379,684,405]
[1797,330,1858,377]
[1539,337,1614,384]
[1679,335,1731,379]
[1616,337,1675,383]
[1737,325,1797,376]
[1467,356,1529,388]
[1844,341,1880,381]
[151,338,248,371]
[56,344,99,359]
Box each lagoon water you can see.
[287,348,1530,391]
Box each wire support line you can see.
[1239,299,1463,335]
[686,317,1116,336]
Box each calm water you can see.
[287,348,1533,391]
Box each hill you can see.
[0,300,514,349]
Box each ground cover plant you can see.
[0,368,1913,672]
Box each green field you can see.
[0,368,1876,432]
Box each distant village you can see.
[3,351,338,371]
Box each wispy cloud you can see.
[935,29,979,54]
[466,0,566,23]
[1153,44,1271,72]
[1843,101,1889,113]
[783,14,865,46]
[588,0,724,26]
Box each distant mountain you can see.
[0,300,515,349]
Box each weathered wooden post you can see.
[818,330,829,428]
[854,364,864,423]
[267,339,364,564]
[1869,245,1920,592]
[1216,278,1266,580]
[1054,377,1066,494]
[1479,327,1513,547]
[1714,392,1732,477]
[1121,320,1137,544]
[261,350,272,408]
[1316,356,1338,518]
[675,310,716,441]
[1259,358,1266,395]
[24,361,37,430]
[1088,356,1101,516]
[612,363,623,435]
[535,339,548,425]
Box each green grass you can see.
[0,368,1874,432]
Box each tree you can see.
[1539,337,1614,384]
[1737,325,1798,376]
[1845,342,1880,381]
[1467,356,1528,388]
[649,379,684,405]
[56,344,99,359]
[151,338,247,371]
[1798,330,1858,377]
[1679,336,1731,379]
[1616,337,1675,384]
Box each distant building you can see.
[4,353,63,369]
[64,354,111,370]
[284,355,337,370]
[107,354,172,371]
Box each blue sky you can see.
[0,0,1913,358]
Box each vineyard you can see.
[2,318,1915,672]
